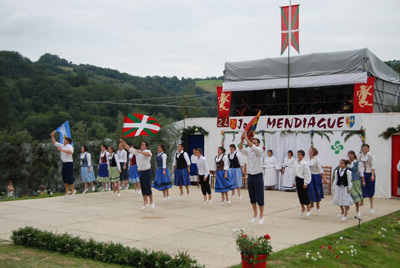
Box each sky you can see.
[0,0,399,78]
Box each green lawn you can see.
[231,210,400,268]
[0,242,125,268]
[195,80,223,92]
[0,193,64,202]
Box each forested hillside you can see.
[0,51,217,142]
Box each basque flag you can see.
[56,120,74,145]
[122,113,161,137]
[281,4,300,54]
[244,110,261,140]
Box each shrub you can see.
[12,226,204,268]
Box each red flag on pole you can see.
[244,110,261,140]
[281,4,300,55]
[353,77,375,113]
[217,86,231,118]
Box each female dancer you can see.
[152,144,172,201]
[107,146,121,196]
[172,144,191,198]
[308,147,326,213]
[292,150,311,216]
[195,148,213,205]
[263,150,280,190]
[117,143,129,190]
[190,148,199,183]
[98,145,110,192]
[282,150,296,191]
[128,145,141,194]
[80,145,96,194]
[228,144,244,199]
[214,146,234,205]
[333,159,353,221]
[348,150,365,218]
[359,144,376,213]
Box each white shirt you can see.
[196,155,210,176]
[190,154,198,165]
[108,153,121,172]
[240,145,264,175]
[263,155,280,169]
[359,152,376,172]
[348,160,364,177]
[80,152,92,167]
[158,152,167,169]
[172,151,191,167]
[309,157,323,174]
[228,152,244,167]
[54,142,73,163]
[214,154,229,170]
[333,168,353,190]
[292,159,312,185]
[282,157,295,168]
[129,148,152,171]
[117,149,127,163]
[99,151,108,163]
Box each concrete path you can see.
[0,187,399,268]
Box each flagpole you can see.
[287,0,291,115]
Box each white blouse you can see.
[228,152,244,167]
[263,155,280,169]
[196,155,210,177]
[108,153,121,172]
[190,154,198,165]
[172,151,191,167]
[282,157,295,168]
[117,149,127,163]
[359,152,376,172]
[99,151,109,164]
[309,157,323,174]
[214,154,229,171]
[80,152,92,167]
[333,169,353,190]
[158,153,167,169]
[292,160,311,185]
[347,160,364,177]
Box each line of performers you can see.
[51,131,376,223]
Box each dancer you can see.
[117,144,129,190]
[195,148,212,205]
[333,159,353,221]
[80,145,96,194]
[308,147,326,213]
[98,145,110,192]
[282,150,296,191]
[51,131,76,197]
[228,144,244,200]
[190,148,199,184]
[128,145,141,194]
[120,139,154,209]
[152,144,172,201]
[359,144,376,213]
[7,180,14,198]
[214,146,234,205]
[239,132,265,224]
[172,144,191,198]
[108,146,121,196]
[263,150,280,190]
[292,150,312,216]
[347,150,365,218]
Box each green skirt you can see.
[109,166,120,182]
[350,179,363,203]
[97,176,110,183]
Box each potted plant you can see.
[235,230,273,268]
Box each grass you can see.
[0,242,124,268]
[231,210,400,268]
[195,79,223,92]
[0,193,64,202]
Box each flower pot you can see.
[241,254,268,268]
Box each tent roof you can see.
[224,48,400,85]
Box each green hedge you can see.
[11,227,204,268]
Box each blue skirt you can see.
[190,163,198,176]
[215,169,235,193]
[174,168,190,186]
[98,163,108,177]
[81,167,96,183]
[152,168,172,191]
[362,172,375,198]
[129,165,140,183]
[228,168,243,188]
[308,174,324,202]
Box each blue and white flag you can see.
[56,120,73,145]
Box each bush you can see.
[12,226,204,268]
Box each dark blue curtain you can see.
[187,135,204,157]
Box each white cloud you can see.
[0,0,398,77]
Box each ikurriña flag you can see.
[281,4,300,54]
[56,120,74,145]
[122,113,161,137]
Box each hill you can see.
[0,51,217,141]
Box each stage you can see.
[0,187,399,268]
